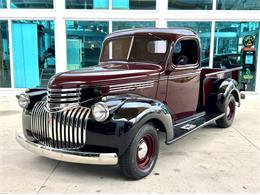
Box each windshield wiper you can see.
[148,33,165,41]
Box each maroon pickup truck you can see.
[16,28,244,180]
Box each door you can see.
[165,38,201,120]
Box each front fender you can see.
[87,95,174,156]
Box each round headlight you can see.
[18,93,30,109]
[92,102,109,122]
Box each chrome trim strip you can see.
[48,93,80,97]
[109,81,155,92]
[110,81,154,88]
[110,85,154,92]
[16,132,118,165]
[48,97,80,102]
[205,67,242,77]
[48,88,81,92]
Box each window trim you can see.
[170,36,200,70]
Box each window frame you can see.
[170,36,200,70]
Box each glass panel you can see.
[217,0,260,10]
[12,20,55,88]
[172,40,199,65]
[66,0,109,9]
[168,0,212,10]
[214,22,259,91]
[113,21,155,31]
[103,37,132,60]
[101,36,168,64]
[167,21,212,66]
[0,21,11,88]
[112,0,156,10]
[66,21,109,70]
[11,0,53,9]
[0,0,7,8]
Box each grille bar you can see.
[46,88,81,113]
[31,101,91,149]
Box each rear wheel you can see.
[216,95,236,128]
[119,123,159,180]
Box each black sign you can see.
[243,35,255,48]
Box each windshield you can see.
[101,36,168,64]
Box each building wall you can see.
[0,0,260,94]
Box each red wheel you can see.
[119,123,159,180]
[216,95,236,128]
[226,100,236,121]
[136,134,155,170]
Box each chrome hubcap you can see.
[227,106,231,116]
[137,140,148,160]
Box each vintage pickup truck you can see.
[16,28,244,180]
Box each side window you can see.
[172,39,199,66]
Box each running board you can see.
[166,112,225,145]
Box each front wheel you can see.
[119,123,159,180]
[216,95,236,128]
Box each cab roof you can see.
[105,27,198,42]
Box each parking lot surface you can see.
[0,95,259,193]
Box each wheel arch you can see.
[216,78,241,112]
[111,97,174,156]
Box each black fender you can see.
[17,88,47,111]
[215,78,241,112]
[86,95,174,156]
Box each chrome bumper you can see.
[16,132,118,165]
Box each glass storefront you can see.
[66,21,108,70]
[0,0,6,8]
[217,0,260,10]
[112,21,155,31]
[214,22,259,91]
[112,0,156,10]
[0,21,11,88]
[66,0,109,9]
[168,0,212,10]
[12,20,55,88]
[167,21,212,66]
[11,0,53,9]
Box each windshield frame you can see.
[99,35,170,65]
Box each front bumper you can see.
[16,132,118,165]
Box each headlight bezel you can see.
[18,93,30,109]
[91,102,110,122]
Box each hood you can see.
[48,63,162,89]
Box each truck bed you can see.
[200,67,241,107]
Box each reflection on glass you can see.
[214,22,259,91]
[167,21,211,66]
[112,0,156,10]
[12,20,55,88]
[11,0,53,8]
[66,21,109,70]
[66,0,109,9]
[101,36,168,64]
[168,0,212,10]
[0,0,6,8]
[0,21,10,88]
[112,21,155,32]
[217,0,260,10]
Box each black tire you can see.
[119,123,159,180]
[216,95,236,128]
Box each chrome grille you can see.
[31,101,91,149]
[46,88,81,112]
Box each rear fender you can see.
[216,78,240,112]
